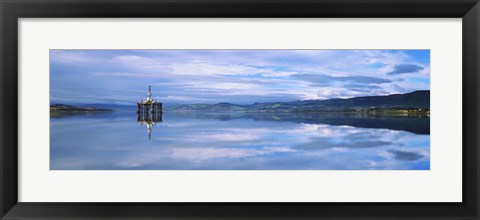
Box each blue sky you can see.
[50,49,430,105]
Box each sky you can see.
[50,49,430,105]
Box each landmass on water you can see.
[50,104,114,112]
[164,90,430,115]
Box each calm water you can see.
[50,111,430,170]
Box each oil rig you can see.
[137,85,163,140]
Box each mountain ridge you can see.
[165,90,430,112]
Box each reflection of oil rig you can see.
[137,85,163,140]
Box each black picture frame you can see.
[1,0,479,219]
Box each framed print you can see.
[1,0,479,219]
[47,49,432,171]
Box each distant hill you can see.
[167,102,246,111]
[79,103,136,111]
[165,90,430,113]
[50,104,113,112]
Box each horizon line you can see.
[50,90,430,107]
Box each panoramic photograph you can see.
[50,49,430,170]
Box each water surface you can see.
[50,111,430,170]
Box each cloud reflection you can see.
[50,111,430,170]
[387,149,425,161]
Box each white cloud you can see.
[51,49,430,104]
[50,50,96,64]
